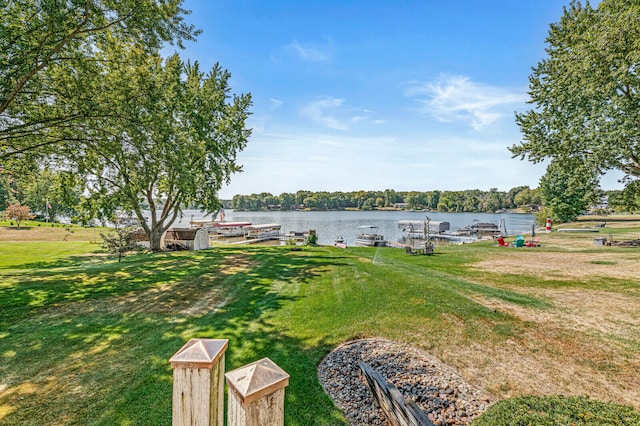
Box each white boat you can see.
[355,225,385,247]
[398,220,450,238]
[282,230,308,242]
[457,222,500,236]
[245,223,282,241]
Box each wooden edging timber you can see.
[359,362,434,426]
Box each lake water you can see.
[172,209,536,246]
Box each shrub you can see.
[4,203,35,228]
[100,226,143,262]
[306,232,318,245]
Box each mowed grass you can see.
[1,219,639,425]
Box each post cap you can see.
[225,357,290,405]
[169,338,228,369]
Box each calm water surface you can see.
[173,210,536,246]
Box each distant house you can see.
[394,203,409,210]
[593,196,609,211]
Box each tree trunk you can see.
[149,226,164,252]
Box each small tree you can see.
[100,226,142,262]
[539,158,599,222]
[4,203,35,228]
[305,231,318,245]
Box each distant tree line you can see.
[231,187,543,213]
[3,172,638,225]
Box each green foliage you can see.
[539,158,599,222]
[608,181,640,213]
[473,395,640,425]
[513,187,541,209]
[3,203,35,228]
[534,207,552,227]
[100,226,143,262]
[0,169,16,209]
[512,0,640,198]
[0,167,86,221]
[305,232,318,245]
[0,0,198,158]
[17,169,83,221]
[65,46,252,251]
[231,187,538,212]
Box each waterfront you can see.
[173,209,536,246]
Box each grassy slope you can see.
[0,220,639,425]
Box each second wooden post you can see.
[225,357,290,426]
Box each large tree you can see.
[0,0,198,158]
[512,0,640,194]
[72,46,251,251]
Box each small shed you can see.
[162,227,210,251]
[132,228,150,249]
[594,237,607,246]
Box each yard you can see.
[0,217,639,424]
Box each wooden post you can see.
[169,338,228,426]
[225,357,290,426]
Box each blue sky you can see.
[170,0,618,199]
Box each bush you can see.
[306,232,318,245]
[473,395,640,425]
[4,203,35,228]
[534,207,553,227]
[100,226,143,262]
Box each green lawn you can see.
[1,227,639,425]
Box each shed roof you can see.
[164,228,199,240]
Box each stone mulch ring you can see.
[317,338,494,425]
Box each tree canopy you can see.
[1,2,252,251]
[0,0,199,158]
[231,187,539,213]
[71,46,251,251]
[512,0,640,210]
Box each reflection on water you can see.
[172,210,536,246]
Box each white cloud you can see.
[405,75,527,130]
[301,97,349,130]
[287,40,331,62]
[269,98,284,110]
[300,97,382,131]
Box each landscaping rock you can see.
[318,339,494,425]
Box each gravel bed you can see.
[318,339,494,425]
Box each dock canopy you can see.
[246,223,281,231]
[398,220,450,233]
[212,221,252,228]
